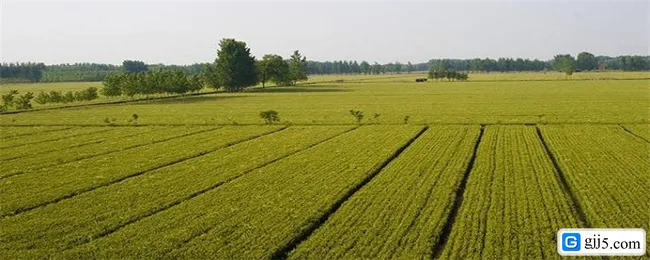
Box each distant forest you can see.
[1,54,648,83]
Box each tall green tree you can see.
[213,39,258,92]
[258,54,290,87]
[553,54,576,77]
[359,61,371,74]
[289,50,308,85]
[576,52,597,71]
[122,60,149,73]
[200,63,220,89]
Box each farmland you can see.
[0,73,649,259]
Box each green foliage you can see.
[103,117,117,126]
[289,50,309,85]
[63,91,76,103]
[101,69,203,97]
[214,38,258,92]
[359,61,371,74]
[553,54,576,77]
[49,91,64,103]
[404,115,410,124]
[0,63,45,82]
[14,92,35,110]
[101,74,123,97]
[32,88,97,105]
[34,91,50,105]
[79,87,99,101]
[259,110,280,124]
[576,52,597,71]
[349,109,364,124]
[200,63,220,90]
[127,114,139,125]
[428,69,468,81]
[406,61,414,73]
[258,54,291,87]
[122,60,149,73]
[1,90,19,109]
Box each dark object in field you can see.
[415,78,428,82]
[260,110,280,124]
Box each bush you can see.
[62,91,76,103]
[1,90,18,107]
[101,70,203,97]
[259,110,280,124]
[14,92,34,110]
[76,87,99,102]
[49,91,64,103]
[34,91,51,104]
[349,110,364,124]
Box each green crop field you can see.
[0,72,648,259]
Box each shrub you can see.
[14,92,34,110]
[62,91,76,103]
[349,110,364,124]
[34,91,51,105]
[49,91,64,103]
[127,113,139,125]
[259,110,280,124]
[1,90,19,108]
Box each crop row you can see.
[0,126,72,139]
[539,125,650,255]
[288,126,480,259]
[0,125,283,217]
[0,126,354,257]
[439,126,584,259]
[0,126,213,178]
[0,127,112,149]
[58,125,424,259]
[621,124,650,141]
[0,126,155,161]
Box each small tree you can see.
[289,50,309,85]
[553,54,576,78]
[62,91,76,103]
[259,110,280,124]
[49,91,64,103]
[258,54,291,87]
[101,73,123,97]
[14,92,34,110]
[349,110,364,124]
[1,90,19,109]
[34,91,51,104]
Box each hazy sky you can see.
[1,1,648,65]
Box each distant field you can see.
[1,72,648,258]
[0,82,216,109]
[0,74,647,125]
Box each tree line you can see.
[552,53,650,76]
[101,69,203,97]
[307,61,424,75]
[0,62,46,83]
[1,52,648,84]
[0,62,205,83]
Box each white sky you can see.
[1,1,648,65]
